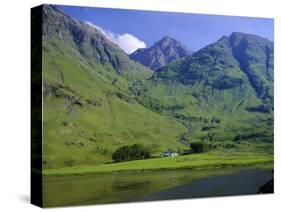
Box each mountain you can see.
[130,36,193,70]
[43,5,152,83]
[155,33,273,99]
[154,32,273,102]
[42,5,187,169]
[132,32,273,144]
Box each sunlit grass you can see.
[43,150,273,176]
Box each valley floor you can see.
[43,150,273,176]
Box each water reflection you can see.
[43,168,271,207]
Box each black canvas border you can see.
[31,5,43,208]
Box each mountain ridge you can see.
[43,4,152,83]
[155,32,273,101]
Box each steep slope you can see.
[42,5,186,169]
[43,5,152,84]
[132,32,273,144]
[229,32,273,100]
[130,36,193,70]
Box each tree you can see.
[112,144,151,162]
[190,142,209,153]
[112,146,130,162]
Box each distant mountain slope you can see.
[132,32,273,143]
[154,32,273,102]
[130,36,193,70]
[42,5,186,169]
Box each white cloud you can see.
[85,21,146,54]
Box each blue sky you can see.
[57,5,274,53]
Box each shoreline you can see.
[41,153,273,177]
[42,164,273,177]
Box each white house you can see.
[163,150,179,157]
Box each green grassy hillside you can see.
[42,5,187,169]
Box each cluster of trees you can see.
[112,144,151,162]
[190,141,239,153]
[139,95,163,113]
[190,142,210,153]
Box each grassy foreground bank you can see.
[43,151,273,176]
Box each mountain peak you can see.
[159,35,173,42]
[229,32,273,46]
[130,36,193,70]
[230,31,262,39]
[156,36,183,47]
